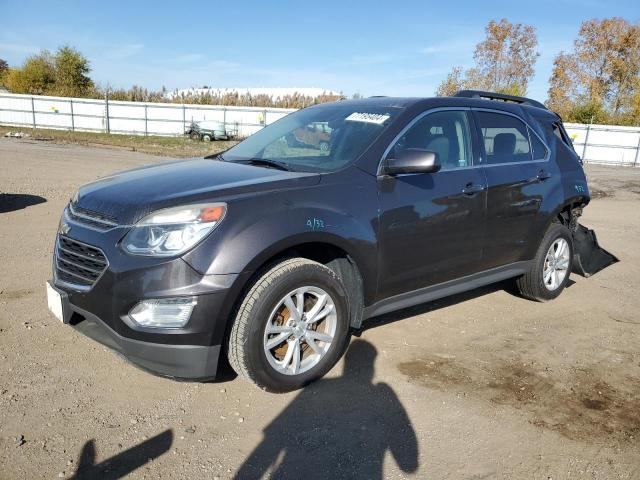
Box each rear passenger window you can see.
[529,128,548,160]
[475,112,532,164]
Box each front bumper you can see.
[50,207,249,380]
[50,281,224,380]
[51,241,248,380]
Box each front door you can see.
[377,109,487,300]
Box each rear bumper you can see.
[50,281,222,380]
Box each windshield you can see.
[222,104,402,172]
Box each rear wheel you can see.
[516,223,573,301]
[202,134,212,142]
[227,258,350,392]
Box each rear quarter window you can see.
[529,128,549,160]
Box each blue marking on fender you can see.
[306,218,325,230]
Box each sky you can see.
[1,0,638,102]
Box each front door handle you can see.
[462,183,485,195]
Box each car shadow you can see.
[234,340,418,479]
[0,193,47,213]
[70,429,172,479]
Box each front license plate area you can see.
[46,282,65,323]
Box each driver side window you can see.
[387,110,474,171]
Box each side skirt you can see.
[362,261,532,320]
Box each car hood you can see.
[74,158,321,224]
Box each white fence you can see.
[564,123,640,167]
[0,92,295,138]
[0,93,639,166]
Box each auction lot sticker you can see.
[345,112,390,124]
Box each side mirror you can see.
[385,149,441,175]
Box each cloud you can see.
[0,42,39,55]
[107,43,144,60]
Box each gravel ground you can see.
[1,138,639,479]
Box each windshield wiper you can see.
[204,150,229,160]
[236,158,291,171]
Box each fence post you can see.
[582,123,591,162]
[262,108,267,127]
[144,104,148,137]
[104,93,110,134]
[634,132,640,167]
[223,107,227,129]
[30,97,36,129]
[69,99,75,131]
[182,104,186,133]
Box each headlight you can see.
[122,202,227,256]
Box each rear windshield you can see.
[223,104,402,172]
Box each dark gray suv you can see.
[47,90,616,392]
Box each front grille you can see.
[55,236,108,289]
[68,203,118,231]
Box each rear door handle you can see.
[462,183,485,195]
[536,170,552,181]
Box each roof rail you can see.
[454,90,547,110]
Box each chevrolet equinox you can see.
[47,90,616,392]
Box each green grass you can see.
[0,125,238,157]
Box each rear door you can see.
[377,109,488,299]
[472,110,553,269]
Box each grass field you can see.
[0,125,238,157]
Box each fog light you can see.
[129,297,197,328]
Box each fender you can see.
[182,168,380,302]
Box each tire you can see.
[189,131,200,141]
[227,258,351,392]
[516,223,573,302]
[202,134,212,142]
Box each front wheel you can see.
[227,258,350,392]
[516,223,573,301]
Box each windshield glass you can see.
[222,104,402,172]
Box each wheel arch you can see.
[224,237,368,342]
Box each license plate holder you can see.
[46,282,66,323]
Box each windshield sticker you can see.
[345,112,390,125]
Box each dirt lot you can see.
[1,138,639,479]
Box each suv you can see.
[47,90,615,392]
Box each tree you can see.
[436,19,539,96]
[547,18,640,124]
[435,66,465,96]
[4,46,93,97]
[0,58,8,87]
[53,46,93,97]
[547,53,578,118]
[3,50,55,94]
